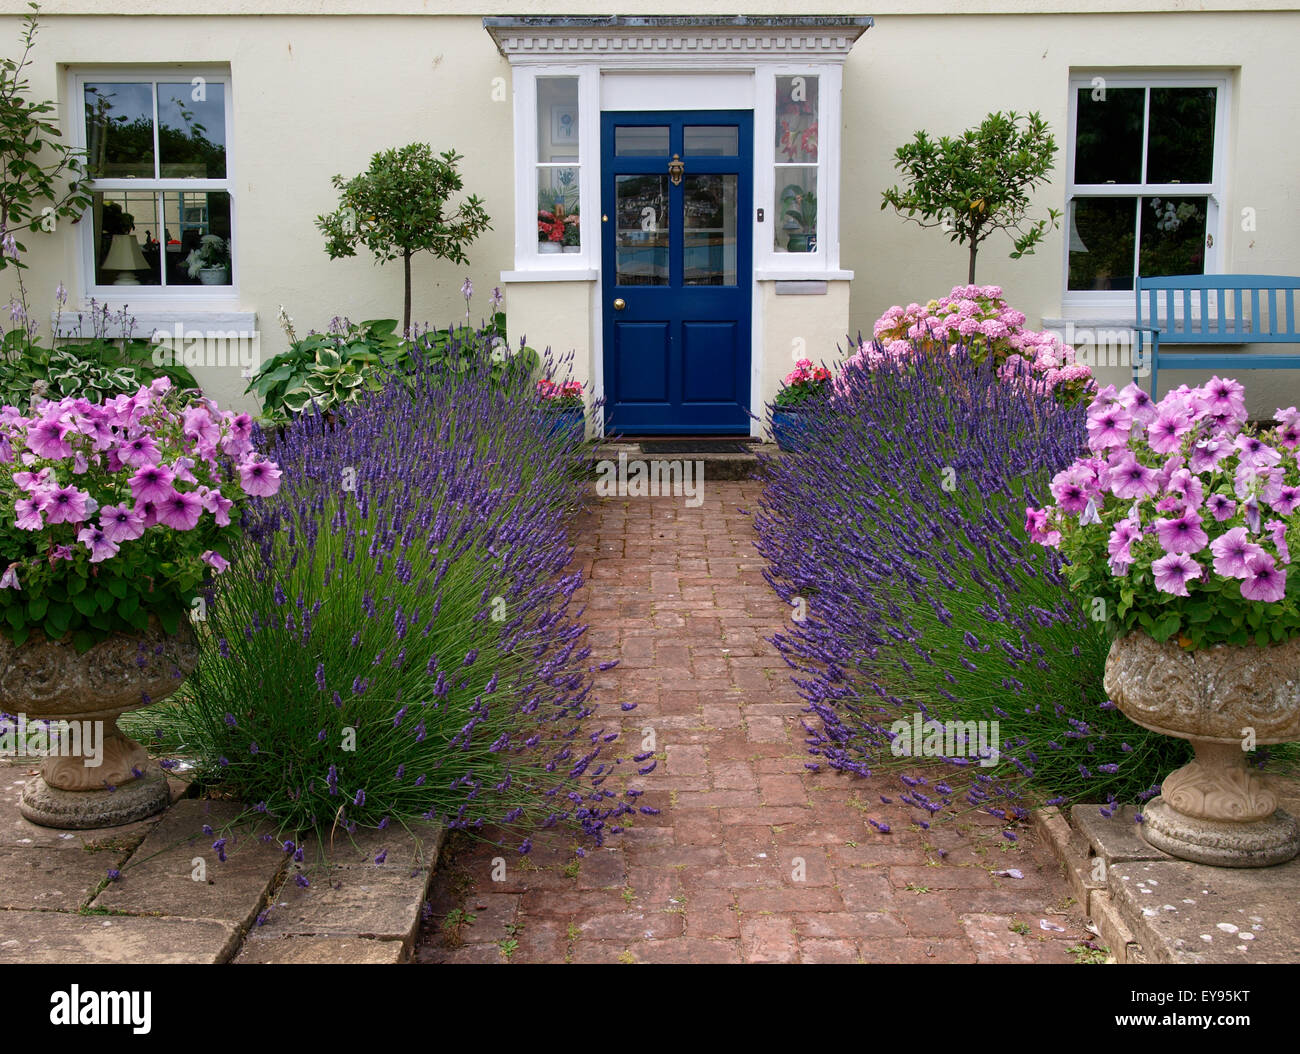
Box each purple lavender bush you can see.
[138,329,638,850]
[756,345,1191,825]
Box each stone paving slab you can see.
[234,935,407,964]
[0,845,126,913]
[1109,857,1300,964]
[0,910,240,964]
[256,861,434,950]
[418,484,1091,964]
[93,800,286,930]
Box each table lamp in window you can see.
[102,234,150,285]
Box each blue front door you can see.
[601,111,753,435]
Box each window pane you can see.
[537,168,580,251]
[776,75,818,162]
[1146,88,1216,185]
[84,82,155,178]
[537,77,579,163]
[615,125,669,157]
[684,173,736,286]
[93,191,161,286]
[1068,197,1137,291]
[684,125,738,156]
[1074,86,1143,184]
[165,190,232,286]
[158,82,227,178]
[775,168,816,253]
[615,174,668,286]
[1140,195,1207,278]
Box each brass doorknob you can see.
[613,298,626,311]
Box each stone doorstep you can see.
[588,442,784,482]
[1035,794,1300,965]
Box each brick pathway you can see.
[417,482,1092,964]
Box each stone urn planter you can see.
[0,618,198,830]
[1103,631,1300,867]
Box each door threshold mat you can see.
[637,440,755,454]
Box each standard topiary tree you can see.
[316,143,490,336]
[0,3,93,269]
[881,111,1061,284]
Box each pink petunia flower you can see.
[1234,434,1282,470]
[201,550,230,573]
[0,563,18,590]
[1207,493,1237,521]
[1267,519,1290,565]
[42,485,92,525]
[76,525,120,564]
[1270,486,1300,516]
[1152,551,1202,596]
[1240,552,1286,603]
[154,489,203,531]
[1210,526,1265,579]
[100,503,147,544]
[27,415,74,459]
[238,457,282,498]
[1085,404,1133,451]
[1154,507,1209,554]
[1108,453,1159,500]
[1148,410,1192,454]
[1025,507,1060,547]
[118,434,160,468]
[129,464,175,505]
[13,496,43,530]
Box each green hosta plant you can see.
[247,316,404,423]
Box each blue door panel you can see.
[615,322,671,402]
[602,110,752,436]
[682,321,739,403]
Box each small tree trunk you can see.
[967,242,978,285]
[402,251,412,337]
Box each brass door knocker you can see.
[668,153,684,186]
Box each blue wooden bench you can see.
[1134,275,1300,398]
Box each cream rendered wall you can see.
[843,10,1300,415]
[0,13,514,413]
[2,3,1299,420]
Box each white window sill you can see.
[52,303,256,340]
[501,268,598,283]
[757,268,854,282]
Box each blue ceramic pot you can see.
[771,406,814,452]
[541,406,585,443]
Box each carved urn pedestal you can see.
[0,619,198,829]
[1103,631,1300,867]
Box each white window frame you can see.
[1063,71,1229,315]
[756,64,844,277]
[69,67,236,302]
[509,65,600,276]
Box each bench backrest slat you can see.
[1135,275,1300,342]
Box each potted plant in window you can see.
[184,233,230,285]
[535,377,585,442]
[780,184,816,253]
[562,210,581,254]
[1028,377,1300,866]
[0,379,281,828]
[770,358,831,452]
